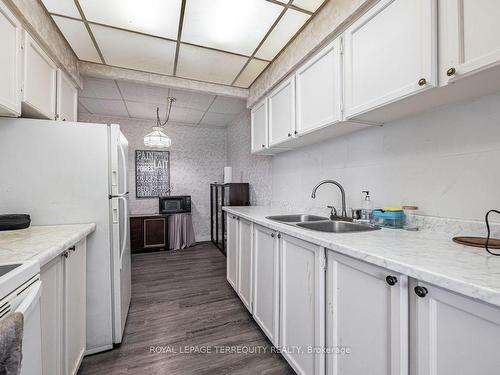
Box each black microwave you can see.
[159,195,191,214]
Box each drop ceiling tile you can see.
[91,25,176,75]
[52,16,101,63]
[177,44,248,85]
[169,89,215,111]
[234,59,269,88]
[293,0,324,12]
[117,81,170,105]
[199,112,237,127]
[209,96,246,115]
[169,106,205,124]
[125,101,158,120]
[79,97,129,117]
[255,9,309,61]
[41,0,80,18]
[126,101,204,125]
[80,77,122,99]
[79,0,181,39]
[181,0,282,56]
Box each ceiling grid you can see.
[39,0,326,88]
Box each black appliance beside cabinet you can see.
[210,183,249,255]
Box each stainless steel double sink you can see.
[266,214,380,233]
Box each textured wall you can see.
[248,0,376,107]
[79,114,227,241]
[271,93,500,221]
[226,111,272,205]
[5,0,80,85]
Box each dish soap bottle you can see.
[361,191,373,223]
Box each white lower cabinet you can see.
[40,238,87,375]
[237,218,253,311]
[412,280,500,375]
[327,251,408,375]
[280,234,325,375]
[252,224,280,346]
[226,214,239,290]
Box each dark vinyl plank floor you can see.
[78,242,294,375]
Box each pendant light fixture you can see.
[143,97,176,148]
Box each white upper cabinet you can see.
[327,251,408,375]
[250,98,268,153]
[252,224,280,346]
[412,280,500,375]
[296,38,342,136]
[0,0,22,117]
[440,0,500,84]
[56,70,78,122]
[237,218,253,312]
[343,0,437,119]
[22,32,58,120]
[280,234,325,375]
[268,75,295,147]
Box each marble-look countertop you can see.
[224,206,500,308]
[0,224,96,267]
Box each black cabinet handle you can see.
[386,275,398,286]
[418,78,427,86]
[294,130,298,135]
[271,233,275,238]
[287,133,292,137]
[414,286,428,298]
[261,144,265,148]
[446,67,456,77]
[277,233,281,239]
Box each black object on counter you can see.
[0,215,31,231]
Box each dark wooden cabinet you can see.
[210,183,249,255]
[130,215,168,253]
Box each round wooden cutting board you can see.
[453,236,500,249]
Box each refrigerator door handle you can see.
[109,192,129,199]
[118,140,128,196]
[117,196,128,270]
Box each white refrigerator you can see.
[0,118,131,353]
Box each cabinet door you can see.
[40,255,64,375]
[252,224,280,346]
[412,280,500,375]
[0,1,22,117]
[343,0,437,119]
[56,69,77,121]
[280,234,325,375]
[268,76,295,147]
[327,251,408,375]
[226,214,239,291]
[237,218,252,312]
[251,98,268,153]
[143,217,166,248]
[64,239,87,375]
[296,38,342,136]
[440,0,500,84]
[22,32,57,119]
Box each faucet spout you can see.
[311,179,347,218]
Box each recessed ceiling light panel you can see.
[182,0,282,56]
[41,0,81,18]
[52,16,101,63]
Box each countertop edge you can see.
[223,207,500,309]
[33,223,96,268]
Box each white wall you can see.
[79,114,227,241]
[226,110,273,205]
[271,93,500,221]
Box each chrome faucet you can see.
[311,180,348,219]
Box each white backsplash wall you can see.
[79,114,227,241]
[272,93,500,221]
[226,111,272,205]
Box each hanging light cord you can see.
[485,210,500,256]
[156,98,175,127]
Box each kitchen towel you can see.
[0,312,23,375]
